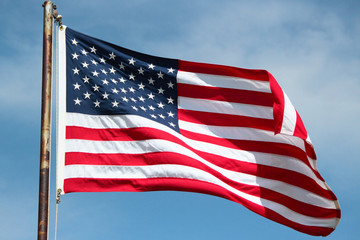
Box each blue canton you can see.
[65,27,179,132]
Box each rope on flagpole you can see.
[54,5,62,240]
[54,189,62,240]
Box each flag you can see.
[56,26,340,236]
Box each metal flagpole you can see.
[38,1,54,240]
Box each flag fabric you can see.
[56,26,340,236]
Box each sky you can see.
[0,0,359,239]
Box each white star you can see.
[148,78,155,85]
[140,106,147,111]
[82,76,90,83]
[92,70,99,77]
[74,98,81,105]
[99,57,106,64]
[72,53,79,60]
[94,100,101,107]
[157,71,164,79]
[71,39,78,45]
[129,58,136,65]
[119,77,126,84]
[112,100,119,107]
[102,92,109,99]
[148,63,155,70]
[138,82,145,90]
[84,92,91,99]
[129,87,136,93]
[159,114,166,119]
[138,67,144,75]
[111,78,118,84]
[129,73,135,80]
[81,49,88,56]
[148,105,156,111]
[119,62,125,70]
[73,68,80,75]
[101,69,108,75]
[122,96,129,102]
[158,88,165,94]
[91,59,98,66]
[102,79,109,85]
[109,67,116,74]
[167,82,174,89]
[120,88,127,94]
[112,88,119,94]
[138,96,145,102]
[168,68,175,73]
[150,114,157,119]
[73,82,81,90]
[132,106,138,111]
[167,111,175,118]
[109,52,116,60]
[157,102,165,109]
[147,92,155,100]
[130,97,137,103]
[90,46,97,53]
[93,84,100,92]
[167,97,174,104]
[81,62,89,68]
[169,122,176,128]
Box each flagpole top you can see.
[52,4,63,27]
[42,1,53,7]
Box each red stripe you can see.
[178,60,270,81]
[67,126,307,164]
[179,128,313,168]
[180,128,324,181]
[63,173,338,218]
[178,83,274,107]
[64,177,337,236]
[187,150,334,202]
[305,141,317,164]
[294,110,309,140]
[67,125,322,179]
[65,150,336,204]
[66,126,334,200]
[178,109,274,131]
[67,126,156,141]
[63,169,340,219]
[269,72,285,136]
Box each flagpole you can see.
[38,1,54,240]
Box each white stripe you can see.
[65,138,335,208]
[65,113,326,190]
[64,164,338,228]
[66,112,158,129]
[281,92,297,135]
[56,25,68,194]
[178,120,329,189]
[308,155,318,171]
[184,137,328,191]
[66,112,295,147]
[179,120,328,190]
[177,71,271,93]
[179,119,304,147]
[179,96,273,119]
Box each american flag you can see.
[56,26,340,236]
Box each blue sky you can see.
[0,0,359,239]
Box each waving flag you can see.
[56,26,340,236]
